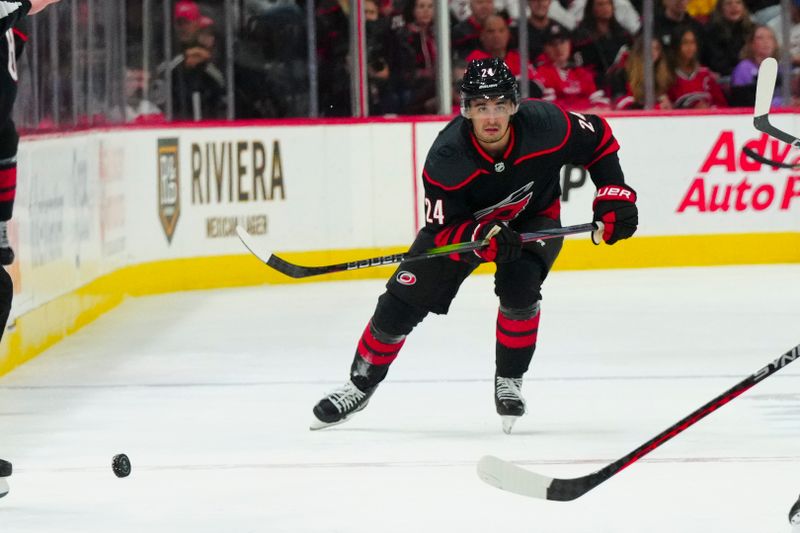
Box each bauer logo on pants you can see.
[396,271,417,286]
[157,138,181,243]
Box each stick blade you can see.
[236,225,272,264]
[477,455,553,500]
[755,57,778,117]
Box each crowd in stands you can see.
[123,0,800,122]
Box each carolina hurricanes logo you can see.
[473,182,534,222]
[396,271,417,286]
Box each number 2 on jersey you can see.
[425,198,444,225]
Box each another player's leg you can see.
[493,216,563,434]
[0,122,19,266]
[311,232,475,430]
[0,458,11,498]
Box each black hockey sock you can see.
[495,304,540,378]
[350,320,406,392]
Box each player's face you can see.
[467,98,514,143]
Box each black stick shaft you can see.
[266,222,597,279]
[548,343,800,500]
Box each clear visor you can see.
[463,95,516,119]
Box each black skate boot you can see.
[790,493,800,525]
[0,458,11,498]
[0,221,12,266]
[495,375,526,434]
[310,381,376,430]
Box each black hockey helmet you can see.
[459,58,520,118]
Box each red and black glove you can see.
[474,221,522,263]
[592,184,638,245]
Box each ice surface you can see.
[0,265,798,532]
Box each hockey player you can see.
[310,57,637,433]
[0,0,62,499]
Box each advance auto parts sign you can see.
[157,138,181,243]
[678,131,800,214]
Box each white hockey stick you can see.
[753,58,800,149]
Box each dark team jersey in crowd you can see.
[421,99,625,244]
[0,1,31,122]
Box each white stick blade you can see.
[755,57,778,117]
[236,225,271,264]
[477,455,553,499]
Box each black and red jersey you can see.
[421,99,625,236]
[0,1,30,123]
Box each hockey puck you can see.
[112,454,131,478]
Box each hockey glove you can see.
[592,184,638,245]
[475,222,522,263]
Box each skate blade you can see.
[309,401,369,431]
[0,478,8,498]
[309,416,351,431]
[501,416,520,434]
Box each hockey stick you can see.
[477,343,800,501]
[753,58,800,149]
[742,146,800,169]
[237,222,601,279]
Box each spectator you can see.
[655,0,705,49]
[567,0,642,34]
[730,24,782,106]
[452,0,495,59]
[609,35,674,109]
[525,0,570,65]
[686,0,716,22]
[315,0,351,116]
[466,15,533,77]
[766,0,800,64]
[536,24,611,108]
[667,26,728,108]
[705,0,754,78]
[124,66,162,122]
[174,0,203,48]
[397,0,439,113]
[450,58,468,114]
[747,0,781,25]
[572,0,633,89]
[170,7,226,120]
[365,0,401,114]
[235,1,309,117]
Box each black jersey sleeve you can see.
[564,111,627,188]
[0,1,31,34]
[422,158,490,263]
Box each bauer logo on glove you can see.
[591,184,638,245]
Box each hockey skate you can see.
[495,375,526,434]
[0,221,13,266]
[0,458,11,498]
[790,493,800,525]
[310,380,375,430]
